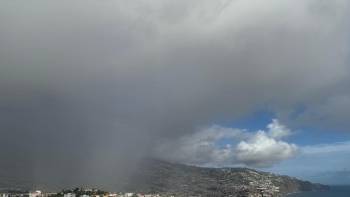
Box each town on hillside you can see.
[0,188,175,197]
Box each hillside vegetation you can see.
[121,158,330,197]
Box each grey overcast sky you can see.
[1,0,350,189]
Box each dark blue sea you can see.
[284,185,350,197]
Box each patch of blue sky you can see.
[286,126,350,146]
[212,106,350,147]
[216,137,235,148]
[265,150,350,184]
[212,108,275,132]
[284,103,350,145]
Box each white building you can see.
[64,193,76,197]
[124,193,134,197]
[29,190,42,197]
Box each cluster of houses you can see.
[1,190,171,197]
[61,193,164,197]
[0,190,52,197]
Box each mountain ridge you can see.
[121,158,330,197]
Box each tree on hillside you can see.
[73,188,79,193]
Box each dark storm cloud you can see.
[1,0,350,188]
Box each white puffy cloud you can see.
[267,119,295,140]
[235,130,299,167]
[154,119,299,167]
[232,119,299,167]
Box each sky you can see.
[1,0,350,189]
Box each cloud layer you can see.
[0,0,349,188]
[302,140,350,154]
[155,119,299,167]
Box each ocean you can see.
[283,185,350,197]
